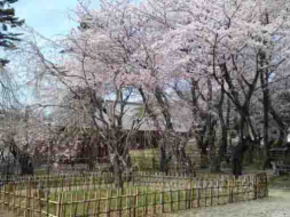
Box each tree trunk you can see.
[260,51,271,169]
[18,154,34,175]
[211,87,228,172]
[269,103,286,143]
[6,134,34,176]
[108,136,133,188]
[213,123,228,172]
[232,112,249,177]
[111,153,123,188]
[159,137,171,174]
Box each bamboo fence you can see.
[0,172,268,217]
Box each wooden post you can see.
[24,181,32,217]
[107,190,111,217]
[177,190,181,211]
[253,175,257,200]
[133,190,137,217]
[197,187,200,208]
[170,189,173,212]
[265,173,268,197]
[161,191,165,213]
[210,185,213,206]
[217,180,220,205]
[84,191,89,217]
[153,191,157,215]
[192,187,195,209]
[228,179,233,203]
[144,190,148,216]
[117,189,123,217]
[56,193,62,217]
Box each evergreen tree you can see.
[0,0,23,65]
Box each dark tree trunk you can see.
[18,154,34,175]
[159,142,170,174]
[111,154,123,188]
[259,50,271,169]
[211,86,228,172]
[6,134,34,176]
[232,112,249,177]
[269,103,286,143]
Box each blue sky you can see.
[14,0,80,37]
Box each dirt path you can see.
[171,189,290,217]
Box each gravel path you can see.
[171,189,290,217]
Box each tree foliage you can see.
[0,0,23,64]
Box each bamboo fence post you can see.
[217,180,220,205]
[192,186,195,209]
[265,173,268,197]
[177,189,180,211]
[253,175,257,200]
[12,183,16,215]
[197,186,200,208]
[56,193,62,217]
[161,190,165,213]
[128,189,132,217]
[0,182,3,208]
[118,189,123,217]
[133,190,137,217]
[204,181,207,207]
[68,192,72,217]
[31,190,35,217]
[106,189,111,217]
[7,183,11,211]
[153,191,157,215]
[228,178,233,203]
[144,189,148,216]
[170,189,173,212]
[84,191,90,216]
[97,193,101,217]
[24,180,32,217]
[210,184,213,206]
[3,183,7,209]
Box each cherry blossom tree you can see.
[138,0,290,175]
[21,0,152,187]
[17,0,290,179]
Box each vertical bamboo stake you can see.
[13,183,16,212]
[117,189,122,217]
[97,194,101,217]
[265,173,268,197]
[253,175,258,200]
[178,189,181,211]
[161,191,165,213]
[128,189,131,217]
[144,188,148,216]
[217,180,220,205]
[31,189,34,217]
[210,185,213,206]
[92,191,97,217]
[84,191,89,217]
[228,179,233,203]
[197,187,200,208]
[69,192,73,217]
[24,181,31,217]
[153,191,157,215]
[106,190,111,217]
[191,187,195,209]
[56,193,61,217]
[133,189,137,217]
